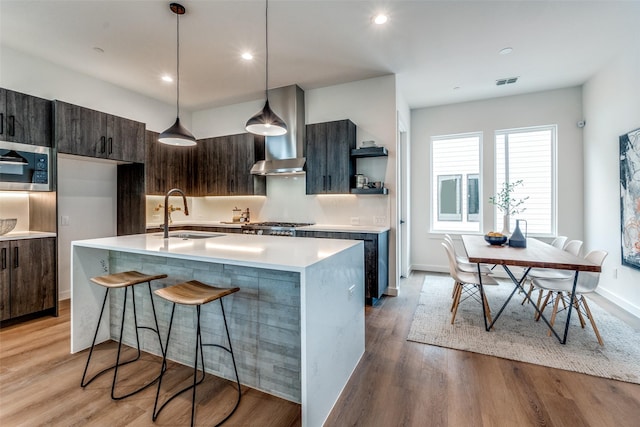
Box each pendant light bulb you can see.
[245,0,287,136]
[159,3,196,147]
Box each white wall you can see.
[57,155,117,299]
[411,87,584,272]
[0,192,30,232]
[583,51,640,317]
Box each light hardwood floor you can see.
[1,272,640,426]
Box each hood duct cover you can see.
[250,85,306,175]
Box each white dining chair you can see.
[442,242,499,325]
[532,250,608,345]
[443,234,492,275]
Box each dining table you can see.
[461,235,601,344]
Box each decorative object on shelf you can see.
[489,179,529,235]
[0,218,17,235]
[360,140,376,148]
[620,126,640,271]
[350,146,388,157]
[356,174,368,189]
[245,0,287,136]
[509,219,527,248]
[159,3,196,147]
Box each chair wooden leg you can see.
[451,283,461,312]
[450,284,462,324]
[536,291,552,321]
[573,297,586,328]
[547,292,561,337]
[521,282,534,305]
[482,291,493,327]
[580,296,604,346]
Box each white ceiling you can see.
[1,1,638,111]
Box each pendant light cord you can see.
[176,9,181,117]
[264,0,269,100]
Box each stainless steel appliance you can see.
[241,221,313,237]
[0,141,51,191]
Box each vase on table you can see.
[509,219,528,248]
[501,214,511,236]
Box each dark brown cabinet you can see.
[305,119,356,194]
[145,130,196,195]
[0,88,52,147]
[54,101,145,163]
[1,237,57,322]
[296,229,388,305]
[197,133,266,196]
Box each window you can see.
[431,133,481,232]
[495,125,556,235]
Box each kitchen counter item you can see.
[0,218,18,235]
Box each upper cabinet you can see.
[145,130,197,195]
[305,119,356,194]
[0,88,52,147]
[54,101,145,163]
[197,133,266,196]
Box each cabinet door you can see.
[2,89,52,146]
[325,120,355,194]
[107,114,145,163]
[0,241,10,321]
[146,130,196,195]
[305,122,328,194]
[198,136,228,196]
[55,101,106,157]
[10,238,56,318]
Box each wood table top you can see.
[461,235,601,272]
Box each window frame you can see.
[437,174,462,221]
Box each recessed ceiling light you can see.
[453,86,461,90]
[499,47,513,55]
[373,14,388,25]
[92,47,104,54]
[161,75,173,83]
[241,52,253,60]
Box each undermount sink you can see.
[153,232,224,240]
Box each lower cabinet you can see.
[296,230,388,305]
[0,237,57,322]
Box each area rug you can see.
[407,274,640,384]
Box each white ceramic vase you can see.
[501,214,511,236]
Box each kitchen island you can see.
[71,232,364,427]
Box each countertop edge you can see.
[0,231,57,241]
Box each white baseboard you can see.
[59,290,70,301]
[596,287,640,319]
[411,264,447,274]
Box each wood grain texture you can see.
[28,191,57,233]
[117,163,146,236]
[2,275,639,426]
[462,235,602,272]
[1,88,52,146]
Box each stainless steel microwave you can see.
[0,141,52,191]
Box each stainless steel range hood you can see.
[250,85,305,175]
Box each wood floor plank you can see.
[2,273,640,426]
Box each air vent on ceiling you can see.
[496,77,518,86]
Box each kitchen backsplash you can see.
[0,192,30,232]
[146,175,389,227]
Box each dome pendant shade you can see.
[158,117,196,146]
[245,100,288,136]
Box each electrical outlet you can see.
[613,268,618,279]
[374,216,386,225]
[350,217,360,225]
[61,215,70,226]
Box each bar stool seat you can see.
[81,270,168,400]
[153,280,241,427]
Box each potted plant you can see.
[489,179,529,235]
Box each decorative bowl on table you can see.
[484,233,507,246]
[0,218,18,236]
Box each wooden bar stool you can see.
[81,271,168,400]
[152,280,241,427]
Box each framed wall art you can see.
[620,127,640,270]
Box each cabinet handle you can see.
[1,248,6,270]
[100,136,106,153]
[8,115,15,136]
[108,137,113,155]
[323,176,326,191]
[13,247,19,268]
[328,175,332,191]
[0,113,3,135]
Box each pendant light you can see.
[159,3,196,146]
[245,0,287,136]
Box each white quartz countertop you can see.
[72,232,361,272]
[297,224,389,234]
[0,231,56,241]
[146,221,242,229]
